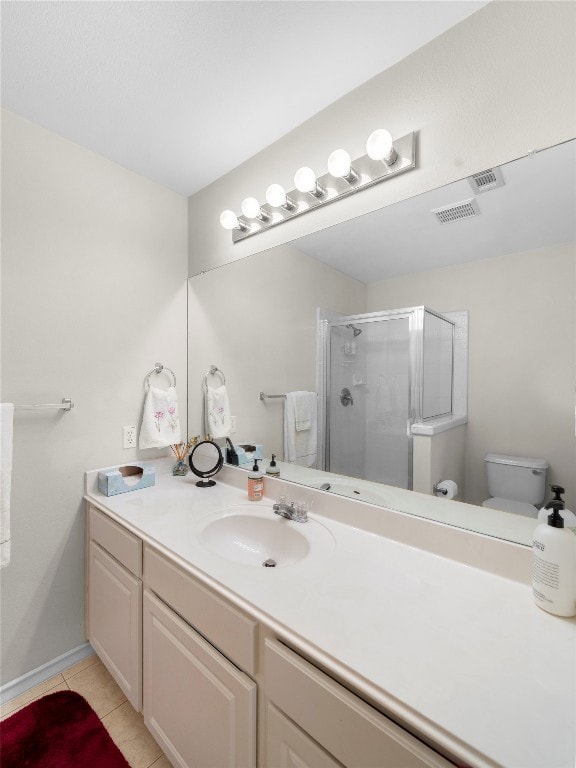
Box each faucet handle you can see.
[293,501,309,523]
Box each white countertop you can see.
[411,414,468,435]
[85,460,575,768]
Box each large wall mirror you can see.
[188,140,575,546]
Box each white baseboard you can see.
[0,642,94,704]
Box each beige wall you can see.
[0,110,188,684]
[367,244,576,508]
[187,1,576,275]
[188,247,365,457]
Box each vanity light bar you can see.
[220,130,417,243]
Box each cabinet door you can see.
[266,702,344,768]
[143,590,257,768]
[88,541,142,710]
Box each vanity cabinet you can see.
[264,640,454,768]
[86,502,462,768]
[87,506,142,710]
[142,546,258,768]
[143,589,257,768]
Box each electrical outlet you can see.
[123,425,137,448]
[230,416,237,434]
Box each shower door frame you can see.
[324,306,452,490]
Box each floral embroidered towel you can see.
[139,385,181,449]
[205,384,231,438]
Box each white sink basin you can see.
[199,506,334,568]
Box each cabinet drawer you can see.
[89,505,142,577]
[265,640,454,768]
[144,546,257,675]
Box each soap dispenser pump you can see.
[248,459,264,501]
[538,485,575,527]
[545,485,566,510]
[533,499,576,617]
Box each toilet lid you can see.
[482,497,538,517]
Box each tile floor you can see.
[1,654,172,768]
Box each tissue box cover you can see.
[235,444,263,465]
[98,464,155,496]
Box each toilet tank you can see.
[485,453,548,504]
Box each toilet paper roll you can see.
[434,480,458,499]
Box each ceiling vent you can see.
[467,166,505,194]
[431,198,480,225]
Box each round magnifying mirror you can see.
[188,440,224,487]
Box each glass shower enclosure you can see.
[324,306,454,490]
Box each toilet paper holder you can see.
[433,479,458,499]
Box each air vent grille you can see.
[468,166,505,193]
[432,198,480,225]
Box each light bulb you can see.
[327,149,351,178]
[219,209,239,230]
[294,167,317,193]
[266,183,287,207]
[294,166,325,198]
[366,128,398,165]
[266,183,295,210]
[327,149,358,183]
[241,197,262,219]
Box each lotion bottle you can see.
[532,503,576,617]
[248,459,264,501]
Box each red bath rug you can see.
[1,689,130,767]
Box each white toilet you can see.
[482,453,549,517]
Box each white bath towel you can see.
[139,386,181,449]
[205,384,231,438]
[1,403,14,568]
[284,391,317,467]
[293,390,312,432]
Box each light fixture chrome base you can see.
[231,131,416,242]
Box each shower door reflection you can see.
[325,307,454,490]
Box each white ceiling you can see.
[292,139,576,282]
[1,1,488,197]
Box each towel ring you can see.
[145,362,177,390]
[204,365,225,387]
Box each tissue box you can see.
[98,464,155,496]
[234,444,263,466]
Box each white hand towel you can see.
[139,386,181,449]
[284,391,317,467]
[1,403,14,568]
[205,384,231,438]
[293,390,312,432]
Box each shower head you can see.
[346,323,362,338]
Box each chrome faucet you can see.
[273,497,308,523]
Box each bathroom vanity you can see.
[85,460,575,768]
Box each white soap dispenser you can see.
[532,501,576,617]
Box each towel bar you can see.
[15,398,74,411]
[260,392,286,400]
